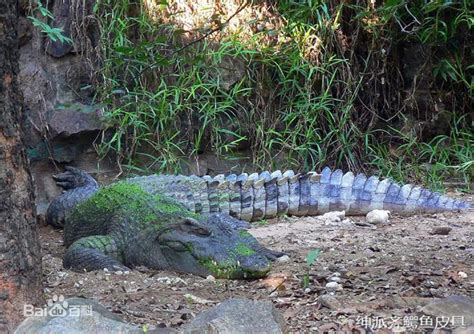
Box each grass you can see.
[86,0,472,191]
[367,114,473,191]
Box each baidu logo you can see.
[24,294,92,317]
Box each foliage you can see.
[28,0,73,44]
[306,248,321,266]
[303,248,321,288]
[91,0,472,189]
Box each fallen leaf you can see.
[261,273,288,291]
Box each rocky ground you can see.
[39,195,473,333]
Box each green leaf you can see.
[115,46,135,55]
[306,249,321,266]
[385,0,403,7]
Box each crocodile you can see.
[47,167,283,279]
[46,167,472,278]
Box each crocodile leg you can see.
[46,166,99,228]
[63,235,127,272]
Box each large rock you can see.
[421,295,474,328]
[47,104,103,137]
[184,298,286,334]
[15,297,143,334]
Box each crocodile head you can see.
[157,213,272,279]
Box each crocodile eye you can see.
[165,241,187,252]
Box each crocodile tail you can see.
[200,167,471,220]
[289,167,472,216]
[128,168,472,221]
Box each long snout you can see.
[237,255,271,278]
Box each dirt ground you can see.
[39,195,473,333]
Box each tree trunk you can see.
[0,1,44,332]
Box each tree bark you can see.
[0,1,44,332]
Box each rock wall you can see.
[18,0,115,215]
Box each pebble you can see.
[304,288,311,294]
[325,282,343,291]
[206,275,216,282]
[430,226,452,235]
[276,255,290,263]
[366,210,391,225]
[458,271,467,279]
[321,211,346,223]
[319,294,343,309]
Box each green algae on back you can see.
[235,243,256,256]
[66,182,197,246]
[72,182,192,219]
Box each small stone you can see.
[103,268,109,272]
[325,282,343,291]
[321,211,346,223]
[423,280,439,288]
[430,226,452,235]
[115,270,123,275]
[78,279,84,285]
[206,275,216,282]
[329,276,341,283]
[304,288,311,294]
[458,272,467,279]
[276,255,290,263]
[366,210,390,225]
[319,294,342,310]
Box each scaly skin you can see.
[128,167,473,220]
